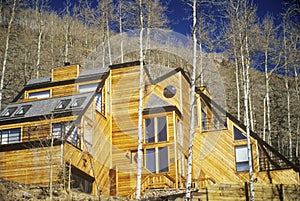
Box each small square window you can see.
[1,107,18,117]
[55,99,71,110]
[70,97,86,108]
[15,105,31,116]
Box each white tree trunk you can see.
[283,21,292,158]
[119,0,124,63]
[0,0,16,110]
[185,0,197,200]
[136,0,144,199]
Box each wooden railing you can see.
[127,173,176,199]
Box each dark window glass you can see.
[70,97,86,108]
[146,148,156,173]
[1,107,18,117]
[52,123,63,138]
[234,126,247,140]
[157,116,167,142]
[145,118,155,143]
[163,85,176,98]
[158,147,169,172]
[15,105,31,116]
[56,99,71,110]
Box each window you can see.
[235,145,251,172]
[96,93,103,113]
[55,99,71,110]
[79,83,98,93]
[28,90,50,99]
[234,126,247,140]
[70,97,86,108]
[145,147,169,173]
[0,107,17,117]
[201,101,207,130]
[15,105,31,116]
[52,122,78,146]
[0,128,21,144]
[163,85,176,98]
[145,116,167,143]
[177,120,183,146]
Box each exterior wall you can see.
[0,145,62,185]
[193,117,299,188]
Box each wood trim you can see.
[143,105,182,120]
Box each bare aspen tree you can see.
[0,0,17,110]
[185,0,197,200]
[223,0,256,199]
[33,0,49,78]
[136,0,144,199]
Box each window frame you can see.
[28,90,50,99]
[145,146,169,173]
[145,116,168,144]
[235,145,252,172]
[0,128,21,144]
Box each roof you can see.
[145,94,171,109]
[25,67,109,86]
[0,92,94,125]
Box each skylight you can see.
[70,97,86,108]
[15,105,32,116]
[1,107,18,117]
[55,99,71,110]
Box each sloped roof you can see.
[145,94,171,109]
[0,92,94,125]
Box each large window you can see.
[145,116,167,143]
[146,147,169,173]
[235,145,251,172]
[0,128,21,144]
[28,90,50,99]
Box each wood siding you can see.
[0,145,61,185]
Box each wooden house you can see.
[0,61,299,198]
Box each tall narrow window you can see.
[146,148,156,173]
[157,117,167,141]
[235,145,251,172]
[96,93,103,113]
[52,123,63,138]
[158,147,169,172]
[145,118,155,143]
[145,116,167,143]
[201,101,207,130]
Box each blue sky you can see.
[50,0,285,35]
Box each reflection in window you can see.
[235,145,251,172]
[158,147,169,172]
[146,148,156,173]
[145,116,167,143]
[55,99,71,110]
[52,122,78,146]
[145,147,169,173]
[15,105,31,116]
[28,90,50,99]
[0,128,21,144]
[0,107,18,117]
[70,97,86,108]
[234,126,247,140]
[79,83,98,93]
